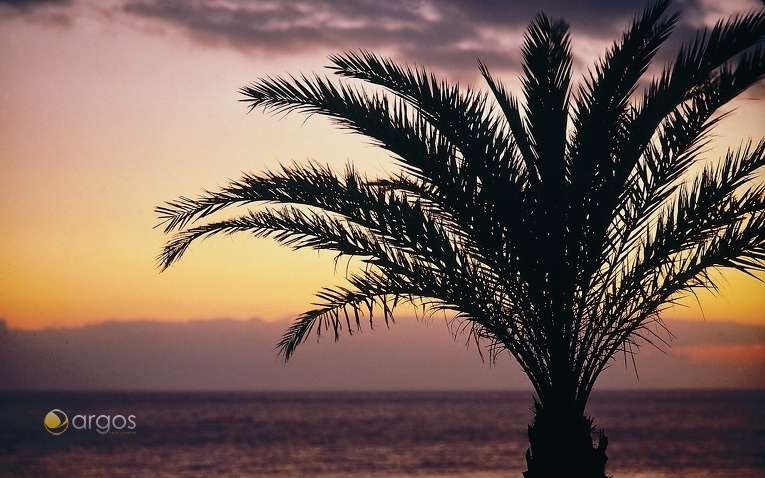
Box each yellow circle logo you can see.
[44,409,69,435]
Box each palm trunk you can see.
[523,398,608,478]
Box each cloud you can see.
[664,320,765,364]
[680,0,764,28]
[660,319,765,345]
[0,0,73,25]
[119,0,522,77]
[118,0,708,80]
[0,317,529,391]
[596,319,765,389]
[0,0,70,10]
[674,344,765,364]
[7,0,759,83]
[1,317,764,391]
[115,0,765,89]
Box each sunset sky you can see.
[1,0,764,350]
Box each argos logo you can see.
[44,409,69,435]
[45,409,136,435]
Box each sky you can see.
[1,0,764,389]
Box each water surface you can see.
[1,390,763,477]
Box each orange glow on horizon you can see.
[674,344,765,364]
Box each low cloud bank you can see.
[0,317,526,391]
[0,317,763,391]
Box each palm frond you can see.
[623,10,765,171]
[569,0,677,185]
[478,61,539,186]
[577,11,765,283]
[240,74,458,185]
[519,13,572,190]
[277,283,401,361]
[575,141,765,391]
[327,50,514,172]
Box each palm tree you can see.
[156,1,765,476]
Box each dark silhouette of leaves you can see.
[157,0,765,430]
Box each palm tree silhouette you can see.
[157,1,765,476]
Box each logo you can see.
[44,409,69,435]
[44,409,137,435]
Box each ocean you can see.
[1,390,763,477]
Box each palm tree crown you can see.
[157,0,765,416]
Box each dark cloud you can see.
[121,0,706,80]
[0,0,72,24]
[121,0,514,76]
[1,317,763,391]
[0,317,527,391]
[0,0,70,9]
[5,0,760,81]
[117,0,765,85]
